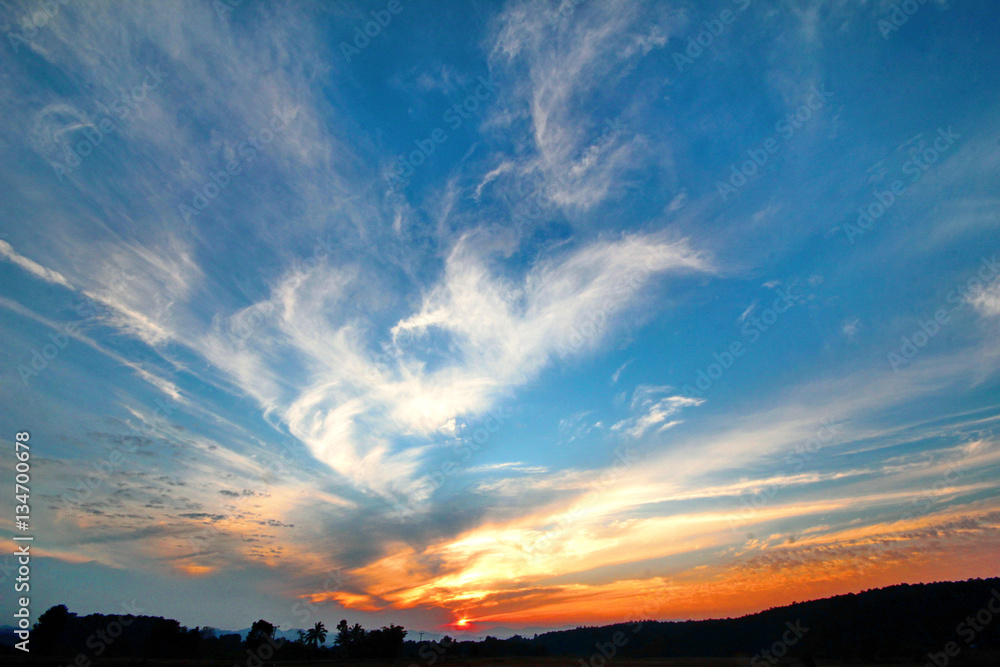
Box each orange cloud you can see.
[327,495,1000,629]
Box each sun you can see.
[456,618,469,627]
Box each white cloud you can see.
[968,279,1000,317]
[738,300,758,324]
[489,0,680,211]
[842,317,861,339]
[610,360,631,384]
[666,189,688,212]
[386,233,709,434]
[558,410,595,445]
[196,232,710,492]
[612,384,703,439]
[81,237,202,347]
[0,239,72,288]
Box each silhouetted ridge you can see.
[5,577,998,662]
[532,577,1000,661]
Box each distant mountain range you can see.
[402,624,578,642]
[224,626,304,642]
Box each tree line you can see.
[17,605,408,661]
[6,577,999,663]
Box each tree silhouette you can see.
[16,581,1000,663]
[246,619,276,650]
[33,604,72,653]
[335,619,355,656]
[335,620,349,651]
[333,619,406,658]
[305,621,327,647]
[344,621,365,655]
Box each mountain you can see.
[225,626,306,642]
[0,626,19,649]
[415,624,577,642]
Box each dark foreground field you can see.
[5,656,1000,667]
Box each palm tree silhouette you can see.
[305,621,327,647]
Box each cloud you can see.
[841,318,861,339]
[488,0,680,211]
[0,239,72,288]
[612,385,703,439]
[81,236,203,347]
[388,233,707,418]
[610,360,631,385]
[738,301,759,324]
[557,411,595,446]
[968,279,1000,317]
[251,232,710,491]
[666,189,688,212]
[320,406,1000,625]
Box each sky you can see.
[1,0,999,640]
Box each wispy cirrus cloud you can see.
[194,231,712,492]
[487,0,679,212]
[612,385,703,438]
[0,239,72,288]
[969,278,1000,318]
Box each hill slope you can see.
[531,578,1000,661]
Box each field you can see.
[5,657,1000,667]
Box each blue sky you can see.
[1,0,999,637]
